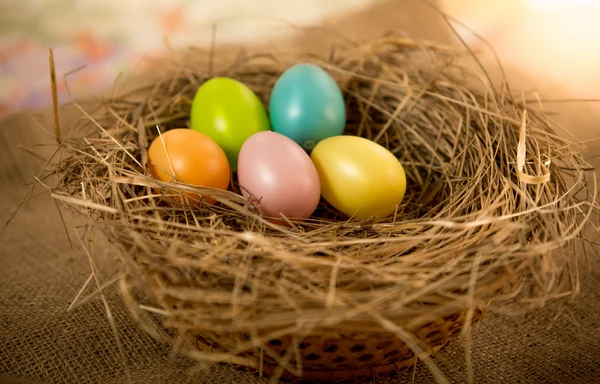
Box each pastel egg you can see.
[190,77,270,171]
[147,128,231,204]
[237,131,321,221]
[310,136,406,219]
[269,63,346,151]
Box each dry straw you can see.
[47,27,598,383]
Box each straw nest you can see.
[51,32,597,383]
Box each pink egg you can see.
[237,131,321,221]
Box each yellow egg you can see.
[310,136,406,219]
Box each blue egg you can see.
[269,63,346,151]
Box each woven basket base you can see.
[187,309,484,383]
[242,342,448,384]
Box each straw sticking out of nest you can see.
[50,32,598,382]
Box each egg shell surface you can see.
[269,63,346,151]
[310,135,406,219]
[190,77,270,171]
[147,128,231,204]
[237,131,321,220]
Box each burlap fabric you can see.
[2,2,600,382]
[2,106,599,384]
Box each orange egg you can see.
[147,128,231,204]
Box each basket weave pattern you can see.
[186,310,483,382]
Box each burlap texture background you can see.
[2,1,600,383]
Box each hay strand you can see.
[49,48,62,144]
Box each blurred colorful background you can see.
[1,0,599,120]
[0,0,377,118]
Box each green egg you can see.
[190,77,270,171]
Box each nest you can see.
[51,32,597,383]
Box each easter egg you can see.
[310,136,406,219]
[147,128,231,204]
[190,77,270,171]
[269,63,346,151]
[237,131,321,221]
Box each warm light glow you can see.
[528,0,598,10]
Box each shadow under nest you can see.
[52,34,598,382]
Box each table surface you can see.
[1,105,599,384]
[2,2,600,383]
